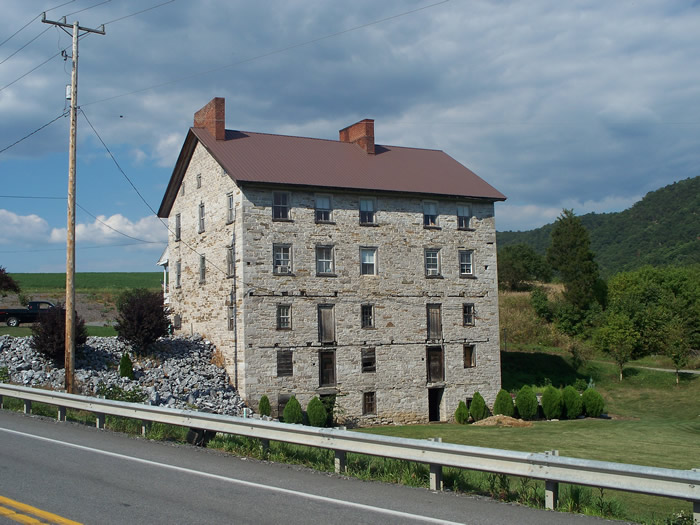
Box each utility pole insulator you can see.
[42,15,105,394]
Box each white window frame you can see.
[360,247,377,275]
[359,197,376,225]
[277,304,292,330]
[196,173,202,189]
[272,191,291,220]
[425,248,441,276]
[198,202,205,233]
[463,303,475,326]
[273,244,292,275]
[316,245,335,275]
[423,201,438,227]
[174,213,181,241]
[315,194,333,223]
[226,246,234,278]
[227,193,235,224]
[459,250,474,276]
[175,261,181,288]
[361,304,374,329]
[199,254,206,283]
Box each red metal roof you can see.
[196,127,505,199]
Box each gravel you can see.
[0,334,244,416]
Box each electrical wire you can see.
[0,26,51,65]
[102,0,175,25]
[0,111,68,155]
[0,0,76,49]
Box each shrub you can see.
[0,366,9,383]
[96,382,146,403]
[31,303,87,365]
[582,388,605,417]
[562,385,583,419]
[541,386,562,420]
[306,397,328,427]
[573,378,588,392]
[454,400,469,424]
[320,394,336,427]
[515,385,538,421]
[469,392,489,422]
[530,287,552,322]
[493,389,515,417]
[119,353,134,379]
[258,395,271,417]
[115,288,169,355]
[569,340,593,371]
[282,395,303,424]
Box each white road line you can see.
[0,427,464,525]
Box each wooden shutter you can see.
[427,304,442,340]
[318,305,335,343]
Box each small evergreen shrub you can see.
[530,287,552,322]
[582,388,605,417]
[515,385,538,421]
[493,389,515,417]
[282,395,303,424]
[31,303,87,366]
[541,385,562,420]
[562,385,583,419]
[258,395,271,417]
[115,288,169,355]
[469,392,489,422]
[454,400,469,424]
[119,353,134,379]
[96,382,146,403]
[320,394,336,427]
[573,378,588,392]
[306,397,327,427]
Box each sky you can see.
[1,0,699,273]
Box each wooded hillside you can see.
[497,176,700,277]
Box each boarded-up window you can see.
[464,344,476,368]
[427,304,442,340]
[427,346,444,383]
[319,350,336,386]
[318,305,335,343]
[361,347,376,372]
[277,350,293,377]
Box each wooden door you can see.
[427,346,444,383]
[318,305,335,343]
[427,304,442,340]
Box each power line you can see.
[0,111,68,155]
[84,0,450,106]
[0,26,51,65]
[102,0,175,25]
[0,0,76,49]
[0,241,164,255]
[64,0,112,18]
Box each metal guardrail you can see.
[1,382,698,517]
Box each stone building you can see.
[157,97,506,426]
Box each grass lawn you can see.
[360,352,700,523]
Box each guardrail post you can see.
[693,499,699,525]
[0,394,3,409]
[428,437,443,491]
[96,413,105,429]
[334,450,347,474]
[24,399,31,414]
[545,450,559,510]
[141,420,150,436]
[260,438,270,454]
[57,406,66,422]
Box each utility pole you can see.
[42,13,105,393]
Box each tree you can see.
[31,304,88,366]
[594,311,639,381]
[0,266,20,296]
[114,289,169,354]
[497,244,551,290]
[546,210,601,311]
[664,317,692,385]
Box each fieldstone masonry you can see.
[164,106,502,427]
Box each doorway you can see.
[428,388,444,422]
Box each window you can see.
[227,193,234,223]
[227,306,235,331]
[459,250,474,276]
[273,244,292,274]
[277,304,291,330]
[463,303,475,326]
[359,198,376,225]
[319,350,336,386]
[427,346,444,382]
[457,205,471,229]
[318,305,335,344]
[198,202,205,233]
[316,245,334,275]
[360,247,377,275]
[425,248,441,276]
[175,261,181,288]
[363,391,376,415]
[315,194,332,222]
[272,191,291,220]
[226,246,234,278]
[423,201,438,227]
[277,350,293,377]
[361,304,374,328]
[196,173,202,189]
[427,304,442,340]
[180,182,185,196]
[174,213,181,241]
[361,347,376,372]
[464,344,476,368]
[199,255,206,283]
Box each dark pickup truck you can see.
[0,301,56,327]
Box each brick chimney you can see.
[193,97,225,140]
[339,119,375,154]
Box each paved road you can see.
[0,410,628,524]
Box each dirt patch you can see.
[473,415,533,427]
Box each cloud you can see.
[0,209,50,244]
[50,214,167,246]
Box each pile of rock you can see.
[0,334,244,416]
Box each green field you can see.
[8,272,162,293]
[0,326,117,337]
